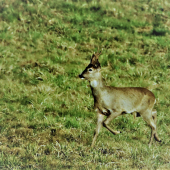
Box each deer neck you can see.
[90,76,104,95]
[90,77,104,103]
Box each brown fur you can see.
[79,53,161,147]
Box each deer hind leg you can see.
[91,112,105,148]
[141,109,161,146]
[152,109,161,142]
[103,112,121,135]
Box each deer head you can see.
[79,52,101,81]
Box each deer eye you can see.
[88,68,93,72]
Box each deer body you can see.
[79,53,161,147]
[92,86,155,116]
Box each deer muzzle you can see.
[79,74,85,79]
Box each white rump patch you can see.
[154,99,156,104]
[90,80,98,87]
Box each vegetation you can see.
[0,0,170,169]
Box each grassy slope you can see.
[0,0,170,169]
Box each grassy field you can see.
[0,0,170,169]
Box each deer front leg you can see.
[103,112,121,135]
[91,110,105,148]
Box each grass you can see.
[0,0,170,169]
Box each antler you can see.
[90,51,101,66]
[94,51,102,60]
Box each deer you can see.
[79,52,161,147]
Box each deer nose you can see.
[79,74,84,79]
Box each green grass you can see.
[0,0,170,169]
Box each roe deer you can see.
[79,52,161,147]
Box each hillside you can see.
[0,0,170,169]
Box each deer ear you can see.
[94,60,101,68]
[90,54,97,65]
[90,52,101,68]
